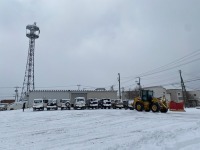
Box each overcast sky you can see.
[1,0,200,99]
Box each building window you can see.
[178,93,181,96]
[194,94,196,97]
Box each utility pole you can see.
[179,70,187,107]
[14,86,20,102]
[138,77,141,89]
[110,85,114,91]
[118,73,121,99]
[77,84,81,90]
[136,77,141,96]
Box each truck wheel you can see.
[108,107,111,109]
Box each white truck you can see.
[74,97,86,110]
[47,99,58,110]
[33,99,45,111]
[60,99,71,110]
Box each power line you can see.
[139,57,200,77]
[137,49,200,77]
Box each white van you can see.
[33,99,45,111]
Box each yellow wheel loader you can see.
[133,90,168,113]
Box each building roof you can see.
[31,90,117,92]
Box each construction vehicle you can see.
[133,90,168,113]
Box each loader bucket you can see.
[169,101,185,112]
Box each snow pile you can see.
[0,109,200,150]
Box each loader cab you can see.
[140,90,153,101]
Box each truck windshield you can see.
[0,104,6,107]
[77,99,84,102]
[34,100,43,103]
[61,100,69,103]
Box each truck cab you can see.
[86,98,99,109]
[74,97,86,110]
[99,98,111,109]
[33,99,44,111]
[112,99,124,109]
[60,99,71,110]
[46,99,58,110]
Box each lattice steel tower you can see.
[21,22,40,101]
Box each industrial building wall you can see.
[29,90,70,107]
[70,92,87,104]
[87,91,118,100]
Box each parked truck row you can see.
[32,97,134,111]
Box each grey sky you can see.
[1,0,200,99]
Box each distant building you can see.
[167,89,183,102]
[167,89,200,107]
[143,86,171,101]
[28,90,117,107]
[122,86,171,101]
[0,99,15,104]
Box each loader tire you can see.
[135,103,144,111]
[151,103,160,112]
[160,108,168,113]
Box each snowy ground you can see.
[0,108,200,150]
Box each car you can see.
[60,99,71,110]
[112,99,124,109]
[33,99,45,111]
[98,98,111,109]
[74,97,86,110]
[46,99,58,110]
[0,103,8,111]
[86,98,99,109]
[123,99,134,110]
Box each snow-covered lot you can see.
[1,108,200,150]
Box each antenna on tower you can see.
[20,22,40,105]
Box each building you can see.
[167,89,183,102]
[143,86,171,101]
[0,99,15,104]
[167,89,200,107]
[28,90,117,107]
